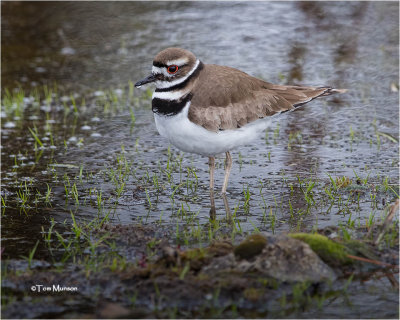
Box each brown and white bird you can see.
[135,47,345,194]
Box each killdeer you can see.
[135,47,345,194]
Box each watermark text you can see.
[30,284,78,293]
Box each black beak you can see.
[135,74,157,87]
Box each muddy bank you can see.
[2,217,398,318]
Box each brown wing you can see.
[268,84,333,107]
[188,64,336,132]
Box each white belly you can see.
[154,102,276,156]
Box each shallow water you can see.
[1,1,399,318]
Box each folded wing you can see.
[188,64,337,132]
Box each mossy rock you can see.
[183,248,207,260]
[234,234,267,260]
[180,241,234,271]
[208,240,234,257]
[289,233,352,266]
[243,287,265,301]
[181,248,208,270]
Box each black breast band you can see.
[152,93,193,116]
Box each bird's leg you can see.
[222,193,232,220]
[209,156,216,219]
[209,188,216,220]
[209,156,215,191]
[221,151,232,194]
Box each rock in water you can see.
[237,234,336,283]
[234,234,268,260]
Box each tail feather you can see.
[321,87,348,96]
[271,84,347,109]
[291,86,347,107]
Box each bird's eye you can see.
[167,65,178,74]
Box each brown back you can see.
[188,64,331,131]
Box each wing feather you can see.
[188,64,339,131]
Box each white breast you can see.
[154,101,277,156]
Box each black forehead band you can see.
[153,61,167,68]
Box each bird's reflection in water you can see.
[209,190,232,221]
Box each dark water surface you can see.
[1,1,399,318]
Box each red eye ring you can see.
[167,65,179,74]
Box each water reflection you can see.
[287,42,306,83]
[2,1,398,257]
[209,190,232,221]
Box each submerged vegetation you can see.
[1,82,398,318]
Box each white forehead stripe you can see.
[155,59,200,89]
[166,58,189,67]
[152,65,173,77]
